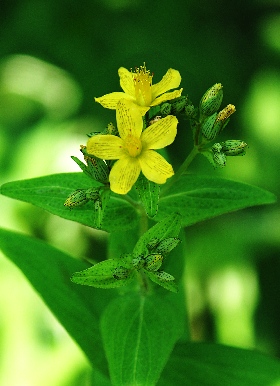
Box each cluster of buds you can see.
[205,140,248,168]
[71,235,181,293]
[64,142,112,228]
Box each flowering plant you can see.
[0,64,278,385]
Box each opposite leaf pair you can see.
[71,213,182,293]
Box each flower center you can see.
[124,134,142,157]
[132,63,153,106]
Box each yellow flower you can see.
[86,99,178,194]
[95,64,183,116]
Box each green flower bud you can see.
[132,255,145,270]
[152,237,181,256]
[171,96,188,114]
[220,140,247,156]
[213,150,227,168]
[103,122,118,136]
[80,146,109,184]
[145,254,163,272]
[113,266,131,280]
[160,102,172,116]
[211,142,223,152]
[146,238,160,251]
[201,113,218,140]
[185,104,196,118]
[85,188,100,201]
[153,271,175,282]
[199,83,223,116]
[64,189,88,207]
[212,104,236,134]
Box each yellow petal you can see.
[87,135,125,160]
[95,92,134,109]
[118,67,135,98]
[141,115,178,150]
[139,150,174,184]
[116,99,143,139]
[109,156,141,194]
[151,69,181,99]
[150,88,183,107]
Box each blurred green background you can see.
[0,0,280,384]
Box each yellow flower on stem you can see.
[86,99,178,194]
[95,64,183,116]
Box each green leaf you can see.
[159,341,280,385]
[0,173,139,232]
[71,255,136,288]
[157,175,276,226]
[100,292,185,386]
[133,213,181,257]
[0,227,114,377]
[135,173,160,217]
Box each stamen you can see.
[124,134,142,157]
[131,63,153,106]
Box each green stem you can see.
[121,194,149,237]
[121,195,150,293]
[161,146,199,195]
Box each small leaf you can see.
[158,175,276,227]
[135,172,160,217]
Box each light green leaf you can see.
[100,292,185,386]
[0,227,114,376]
[135,173,160,217]
[0,173,139,232]
[159,341,280,385]
[158,175,276,226]
[133,213,181,257]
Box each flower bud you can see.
[171,96,188,114]
[160,102,172,116]
[85,188,100,201]
[103,122,118,136]
[212,104,236,134]
[199,83,223,116]
[113,266,131,280]
[132,255,145,270]
[145,254,163,272]
[220,140,247,156]
[80,146,109,184]
[64,189,88,207]
[201,113,218,140]
[153,271,175,282]
[213,150,227,168]
[184,104,196,118]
